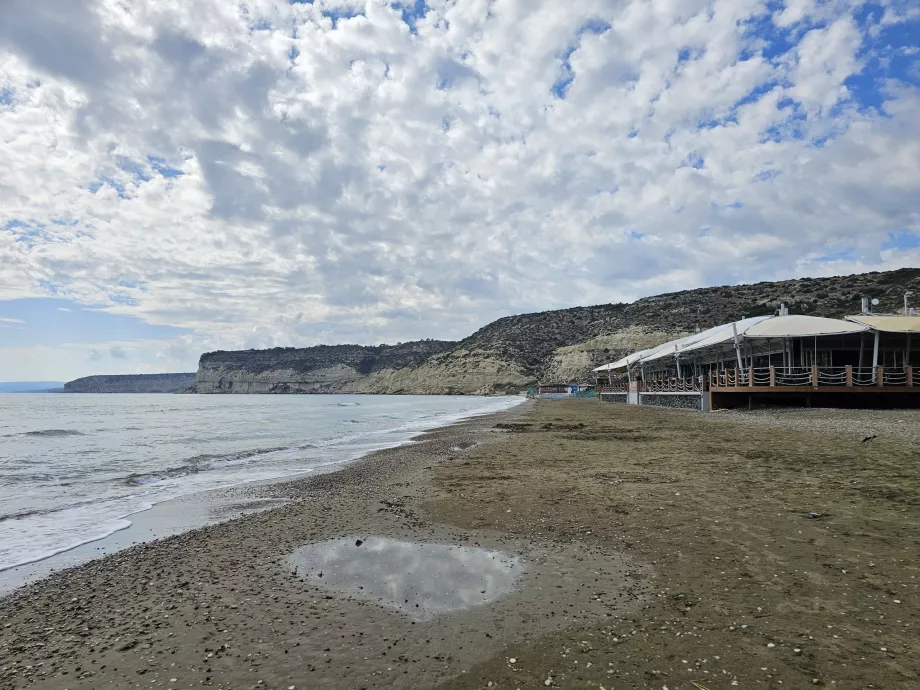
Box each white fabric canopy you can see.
[846,315,920,333]
[595,314,868,372]
[744,314,867,338]
[641,316,773,363]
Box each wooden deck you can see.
[598,366,918,395]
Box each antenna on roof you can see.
[778,303,789,316]
[861,296,873,315]
[906,292,913,316]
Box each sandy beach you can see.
[2,399,919,689]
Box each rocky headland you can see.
[195,268,920,395]
[64,373,197,393]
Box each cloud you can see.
[109,345,128,359]
[0,0,919,381]
[0,317,25,324]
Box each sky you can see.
[1,0,919,381]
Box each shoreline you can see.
[2,400,918,689]
[0,396,526,595]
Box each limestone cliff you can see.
[64,373,197,393]
[195,268,920,394]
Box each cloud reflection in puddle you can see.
[288,536,523,620]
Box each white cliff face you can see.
[196,352,533,395]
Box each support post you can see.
[812,365,818,387]
[858,333,865,371]
[845,365,853,387]
[769,365,776,387]
[908,365,914,388]
[872,330,880,382]
[748,366,754,388]
[732,322,745,383]
[877,365,884,388]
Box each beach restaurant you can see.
[594,311,920,411]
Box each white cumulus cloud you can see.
[0,0,918,380]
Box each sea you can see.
[0,394,523,575]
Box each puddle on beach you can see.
[287,537,523,620]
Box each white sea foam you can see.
[0,394,523,572]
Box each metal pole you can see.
[674,345,682,379]
[858,333,865,370]
[906,334,912,368]
[732,322,745,383]
[872,330,880,382]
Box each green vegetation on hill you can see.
[197,268,920,393]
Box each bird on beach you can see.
[862,435,877,443]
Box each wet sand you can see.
[2,400,919,689]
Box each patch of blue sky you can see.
[0,298,191,348]
[738,1,799,63]
[845,14,920,113]
[88,176,129,199]
[117,157,151,183]
[711,201,744,210]
[147,156,184,178]
[578,18,611,36]
[249,20,273,32]
[109,294,140,306]
[321,6,365,27]
[681,152,705,169]
[0,88,13,105]
[813,247,857,262]
[882,230,920,251]
[551,20,611,100]
[754,169,781,182]
[697,80,781,131]
[760,110,808,144]
[393,0,428,34]
[628,230,645,240]
[2,220,45,249]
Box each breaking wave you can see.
[4,429,86,438]
[123,446,290,486]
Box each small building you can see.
[594,311,920,411]
[532,384,595,399]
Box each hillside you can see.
[195,268,920,394]
[195,341,455,393]
[64,373,197,393]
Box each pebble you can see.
[767,643,775,648]
[544,677,553,686]
[509,658,517,664]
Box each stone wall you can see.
[639,393,702,411]
[598,393,629,404]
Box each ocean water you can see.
[0,394,523,572]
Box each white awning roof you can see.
[642,316,774,362]
[845,315,920,333]
[594,314,869,372]
[743,314,867,338]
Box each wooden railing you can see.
[598,382,629,394]
[643,376,703,393]
[709,365,915,389]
